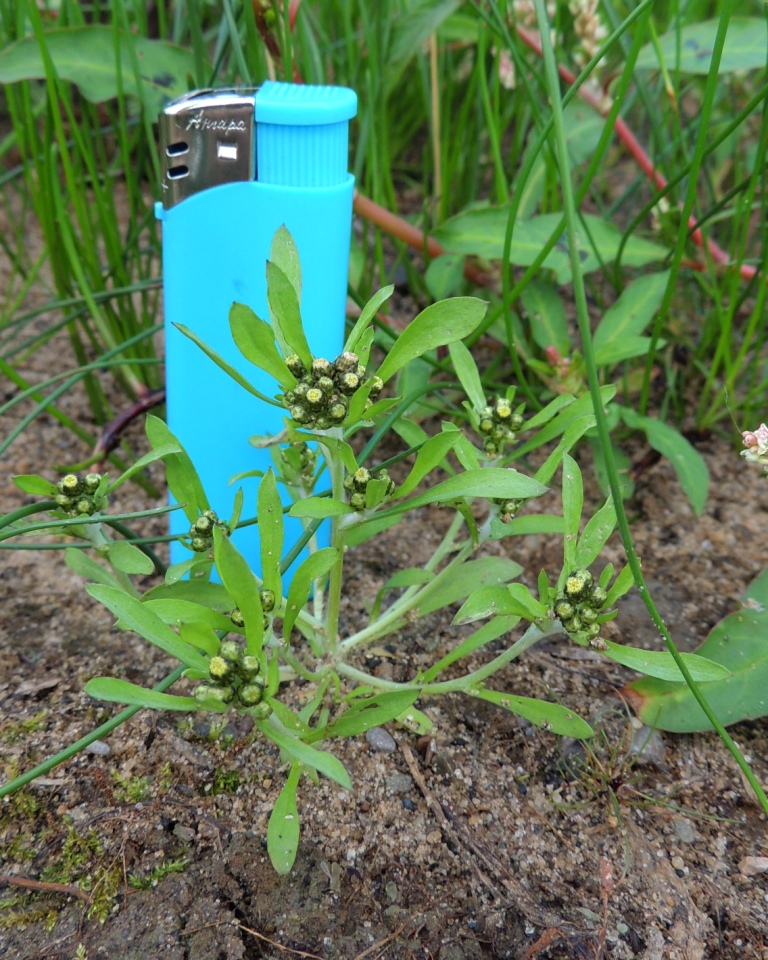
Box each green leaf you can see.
[289,497,354,519]
[390,0,462,64]
[521,281,569,354]
[575,498,617,569]
[344,285,395,354]
[604,564,636,608]
[143,599,233,636]
[66,548,133,595]
[563,100,605,166]
[636,18,768,75]
[229,302,295,391]
[603,641,729,683]
[422,616,518,682]
[84,677,226,712]
[561,453,583,570]
[145,415,208,524]
[0,26,196,117]
[417,556,523,618]
[380,467,547,516]
[284,548,338,639]
[267,261,312,369]
[625,607,768,732]
[173,323,279,408]
[86,584,210,673]
[178,622,221,657]
[324,691,420,739]
[519,386,616,459]
[107,540,155,576]
[449,341,486,411]
[257,719,351,789]
[213,527,264,656]
[267,763,301,875]
[143,579,231,610]
[107,443,181,494]
[394,429,460,499]
[453,585,522,624]
[270,226,302,303]
[425,253,465,300]
[376,298,488,383]
[620,408,709,515]
[434,210,668,283]
[593,272,668,352]
[594,335,665,367]
[469,688,593,738]
[493,514,565,536]
[13,475,58,496]
[258,470,284,599]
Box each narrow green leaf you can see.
[66,548,133,594]
[448,341,486,411]
[603,641,730,683]
[267,261,312,369]
[422,617,518,682]
[380,468,547,517]
[213,527,264,656]
[507,583,549,620]
[377,298,488,383]
[390,0,462,63]
[561,453,583,570]
[146,415,208,523]
[107,443,180,493]
[143,599,232,635]
[178,622,221,657]
[621,408,709,515]
[324,691,420,739]
[394,430,459,499]
[418,556,523,618]
[257,719,352,789]
[519,386,616,458]
[453,585,521,624]
[230,302,296,391]
[13,475,57,496]
[270,226,302,302]
[575,498,617,569]
[469,688,593,738]
[604,564,636,608]
[107,540,155,575]
[267,763,301,875]
[344,285,395,354]
[636,18,767,75]
[86,584,210,672]
[284,548,338,639]
[258,470,284,598]
[594,336,665,367]
[524,395,575,431]
[85,677,225,712]
[289,497,354,519]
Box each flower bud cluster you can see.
[492,498,523,523]
[552,568,608,649]
[230,588,276,633]
[54,473,104,517]
[343,466,395,512]
[477,397,524,457]
[188,509,229,553]
[194,639,270,712]
[282,352,383,430]
[569,0,608,68]
[741,424,768,470]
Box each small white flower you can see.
[741,423,768,467]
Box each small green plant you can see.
[1,228,731,874]
[128,857,189,891]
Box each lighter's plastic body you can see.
[156,82,357,574]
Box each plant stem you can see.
[320,430,347,655]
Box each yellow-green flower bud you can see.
[588,586,608,609]
[191,536,210,553]
[478,417,494,435]
[328,400,348,423]
[565,615,583,633]
[240,655,260,680]
[305,387,324,409]
[352,467,371,491]
[75,498,95,516]
[59,474,82,496]
[334,351,359,373]
[194,515,214,535]
[209,655,234,682]
[239,681,265,706]
[368,376,384,398]
[585,623,601,641]
[290,404,311,424]
[554,598,575,621]
[84,473,102,494]
[230,608,245,628]
[252,702,272,720]
[312,357,334,379]
[564,568,594,602]
[349,492,367,511]
[494,399,512,421]
[338,372,360,395]
[259,589,276,613]
[219,641,242,663]
[316,376,335,396]
[581,607,598,624]
[194,684,216,701]
[286,354,306,377]
[55,494,73,510]
[510,413,524,432]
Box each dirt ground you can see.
[2,231,768,960]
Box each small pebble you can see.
[674,818,696,844]
[401,797,416,812]
[739,856,768,877]
[365,727,396,753]
[629,724,665,764]
[385,774,413,796]
[86,740,111,757]
[671,856,685,871]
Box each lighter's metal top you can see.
[159,89,256,209]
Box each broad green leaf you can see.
[0,26,196,117]
[267,261,312,369]
[379,468,547,517]
[66,547,133,595]
[344,285,395,354]
[258,470,284,598]
[270,226,302,303]
[507,583,549,620]
[268,699,311,738]
[417,556,524,618]
[394,429,460,499]
[173,323,279,408]
[636,18,767,75]
[289,497,354,519]
[107,540,155,576]
[397,705,433,734]
[85,677,226,712]
[620,408,709,515]
[575,498,617,569]
[594,335,665,367]
[230,302,295,391]
[592,272,669,356]
[376,298,488,383]
[13,475,57,496]
[524,395,575,431]
[521,281,569,354]
[86,584,210,672]
[743,568,768,609]
[425,253,465,300]
[323,691,420,739]
[494,515,565,536]
[449,341,486,411]
[390,0,462,63]
[143,599,233,635]
[345,377,377,426]
[267,763,301,875]
[257,719,351,789]
[422,616,518,682]
[146,414,208,523]
[603,641,730,683]
[561,453,583,570]
[163,556,213,584]
[434,210,668,283]
[625,607,768,732]
[213,527,263,655]
[469,688,593,738]
[563,101,605,166]
[284,548,338,639]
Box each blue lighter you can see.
[156,82,357,573]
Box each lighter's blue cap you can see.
[255,81,357,188]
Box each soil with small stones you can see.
[2,222,768,960]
